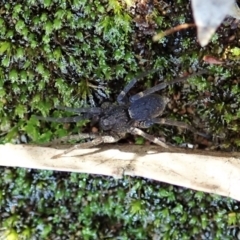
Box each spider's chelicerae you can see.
[36,70,208,159]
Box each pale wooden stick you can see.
[0,144,240,201]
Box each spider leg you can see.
[51,137,104,159]
[129,127,170,148]
[152,118,210,138]
[48,133,99,145]
[55,106,102,114]
[130,70,207,102]
[117,78,138,104]
[51,133,123,158]
[35,115,87,123]
[117,68,160,104]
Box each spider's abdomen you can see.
[129,94,168,121]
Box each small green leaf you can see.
[45,21,53,35]
[115,64,126,77]
[0,117,11,132]
[39,131,53,143]
[43,0,52,8]
[2,56,10,67]
[15,20,26,32]
[172,136,184,144]
[0,18,5,28]
[36,62,45,75]
[76,31,84,41]
[0,88,6,99]
[20,70,27,82]
[40,13,48,22]
[13,4,22,14]
[53,48,62,61]
[38,81,46,91]
[42,69,50,80]
[189,216,198,225]
[24,122,40,141]
[15,104,26,118]
[21,27,29,37]
[54,128,68,138]
[194,191,204,201]
[130,199,144,215]
[230,47,240,56]
[15,47,24,59]
[2,229,19,240]
[97,4,105,13]
[201,213,208,229]
[53,18,62,30]
[228,212,237,225]
[42,35,50,44]
[6,30,14,38]
[108,0,122,15]
[9,69,18,82]
[30,40,38,49]
[33,16,40,26]
[135,136,145,145]
[172,203,183,214]
[0,41,11,55]
[23,60,31,69]
[55,9,65,19]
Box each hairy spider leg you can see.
[35,107,102,123]
[129,127,170,148]
[117,68,160,104]
[39,133,99,147]
[35,115,88,123]
[130,70,207,102]
[47,133,99,145]
[55,106,102,114]
[52,137,104,158]
[117,78,138,104]
[51,133,122,158]
[152,118,210,138]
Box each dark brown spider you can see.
[36,70,208,158]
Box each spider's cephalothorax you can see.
[36,70,208,158]
[99,105,130,132]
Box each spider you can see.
[36,70,208,159]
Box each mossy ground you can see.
[1,0,240,239]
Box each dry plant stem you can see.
[1,144,240,201]
[153,23,196,42]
